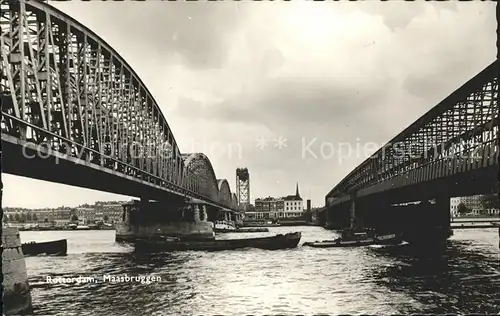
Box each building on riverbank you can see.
[253,197,284,219]
[246,183,304,220]
[4,208,72,224]
[94,202,123,223]
[283,183,304,218]
[3,201,128,226]
[450,195,500,218]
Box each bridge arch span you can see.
[231,193,238,208]
[217,179,232,206]
[182,153,220,202]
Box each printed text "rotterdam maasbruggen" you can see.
[46,274,161,285]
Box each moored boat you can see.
[21,239,67,256]
[242,221,280,227]
[134,232,301,252]
[374,233,402,245]
[303,232,374,248]
[303,230,403,248]
[75,225,91,230]
[303,228,375,248]
[215,227,269,233]
[213,220,237,232]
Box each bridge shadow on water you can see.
[368,241,500,314]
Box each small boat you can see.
[303,237,374,248]
[134,232,301,252]
[213,220,237,232]
[374,233,402,245]
[303,230,375,248]
[242,222,280,227]
[100,223,115,230]
[75,225,90,230]
[304,230,403,248]
[21,239,67,256]
[215,227,270,233]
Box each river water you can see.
[21,226,499,315]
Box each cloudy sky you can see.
[3,1,496,208]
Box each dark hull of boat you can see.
[214,227,269,233]
[304,233,403,248]
[303,239,374,248]
[242,223,280,227]
[22,239,67,256]
[134,232,301,252]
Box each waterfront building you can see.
[253,197,284,219]
[3,201,128,226]
[247,183,304,220]
[450,195,500,217]
[4,208,72,224]
[51,209,72,221]
[75,207,96,225]
[35,209,57,222]
[33,209,71,227]
[94,203,124,223]
[283,183,303,218]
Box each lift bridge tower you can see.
[236,168,250,209]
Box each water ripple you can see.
[21,227,500,315]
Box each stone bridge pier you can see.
[204,207,242,226]
[325,202,350,229]
[115,198,215,242]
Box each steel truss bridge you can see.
[326,60,498,209]
[0,0,238,210]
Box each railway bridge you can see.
[0,0,241,241]
[321,61,499,245]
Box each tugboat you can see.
[303,229,375,248]
[213,220,237,232]
[303,228,402,248]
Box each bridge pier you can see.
[398,197,452,246]
[375,196,452,246]
[210,208,242,228]
[325,203,350,229]
[2,228,33,315]
[192,204,209,222]
[328,193,453,246]
[317,208,327,227]
[349,197,356,229]
[115,199,215,242]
